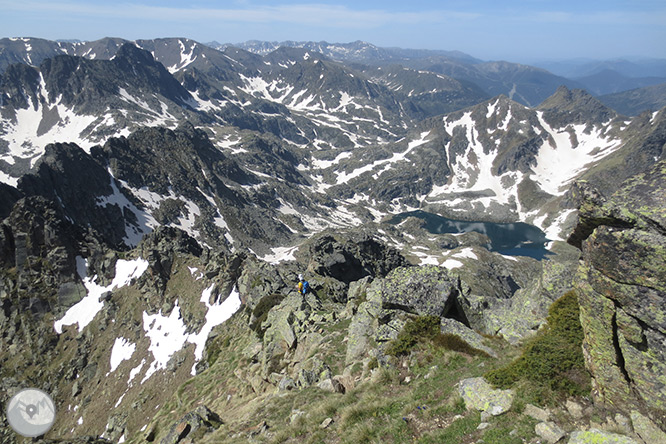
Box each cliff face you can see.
[569,161,666,431]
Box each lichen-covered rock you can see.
[535,421,566,444]
[345,265,465,365]
[439,318,497,358]
[569,160,666,432]
[374,265,459,316]
[159,405,222,444]
[631,410,666,444]
[260,291,321,376]
[568,429,638,444]
[345,297,381,365]
[458,377,514,416]
[237,257,290,309]
[450,244,576,343]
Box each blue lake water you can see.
[390,211,551,260]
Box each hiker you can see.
[298,274,309,295]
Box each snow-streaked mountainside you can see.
[2,36,666,444]
[1,37,666,257]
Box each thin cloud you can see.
[528,9,666,26]
[0,1,480,28]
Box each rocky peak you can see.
[0,62,41,110]
[538,85,619,125]
[17,142,129,248]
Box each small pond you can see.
[390,210,551,260]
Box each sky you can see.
[1,0,665,62]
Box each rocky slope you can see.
[1,35,666,443]
[568,160,666,436]
[0,195,579,442]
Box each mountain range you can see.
[0,36,665,443]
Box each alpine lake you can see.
[390,210,551,260]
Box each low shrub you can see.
[385,315,440,357]
[433,334,490,357]
[485,290,590,399]
[386,315,490,358]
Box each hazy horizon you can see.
[1,0,665,64]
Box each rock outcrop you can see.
[568,161,666,432]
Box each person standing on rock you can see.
[298,274,309,295]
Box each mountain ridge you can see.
[1,35,666,443]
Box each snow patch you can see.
[531,113,623,195]
[141,286,242,381]
[261,246,299,264]
[54,257,149,334]
[109,337,136,373]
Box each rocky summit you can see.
[0,37,665,443]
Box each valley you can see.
[0,37,665,443]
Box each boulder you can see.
[260,291,321,377]
[568,429,638,444]
[374,265,459,316]
[317,378,346,394]
[345,265,465,365]
[458,377,514,416]
[159,405,222,444]
[295,230,407,287]
[535,421,566,443]
[524,404,551,422]
[455,245,578,344]
[568,162,666,430]
[631,411,666,444]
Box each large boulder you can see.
[295,229,407,287]
[568,161,666,432]
[374,265,460,317]
[345,265,470,365]
[458,377,514,417]
[159,405,222,444]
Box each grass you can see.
[247,339,510,444]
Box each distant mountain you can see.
[599,82,666,116]
[210,39,481,64]
[223,39,584,107]
[534,57,666,79]
[573,69,666,96]
[2,36,666,444]
[0,43,194,181]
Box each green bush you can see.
[386,315,490,358]
[385,315,440,357]
[433,334,490,357]
[485,291,589,398]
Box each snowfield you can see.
[54,257,150,334]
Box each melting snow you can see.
[109,337,136,373]
[141,286,242,381]
[188,286,242,374]
[442,259,464,269]
[128,359,146,383]
[261,246,299,264]
[335,131,430,183]
[96,175,157,246]
[531,113,623,195]
[54,257,149,333]
[0,96,97,172]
